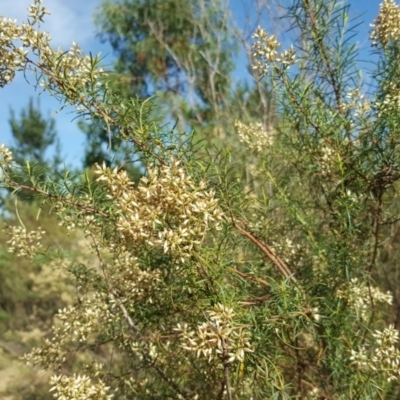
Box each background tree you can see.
[93,0,280,196]
[5,98,61,202]
[9,97,60,167]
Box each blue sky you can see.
[0,0,384,167]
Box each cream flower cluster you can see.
[370,0,400,48]
[95,161,223,261]
[0,0,104,102]
[0,17,30,86]
[337,278,393,320]
[0,144,13,167]
[25,293,113,369]
[50,374,113,400]
[53,193,100,232]
[110,252,161,305]
[344,88,371,118]
[319,145,335,176]
[251,26,296,75]
[0,0,50,87]
[27,0,49,22]
[55,294,113,343]
[271,237,302,264]
[305,387,320,400]
[46,42,105,99]
[175,303,253,363]
[235,121,273,153]
[4,225,44,259]
[375,81,400,117]
[350,325,400,382]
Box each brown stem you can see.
[231,220,296,283]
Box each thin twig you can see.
[5,178,109,218]
[303,0,344,116]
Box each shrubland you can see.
[1,0,400,398]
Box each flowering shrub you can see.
[2,0,400,398]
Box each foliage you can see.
[2,0,400,399]
[95,0,235,100]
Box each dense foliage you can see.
[2,0,400,398]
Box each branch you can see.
[4,178,109,218]
[232,220,296,283]
[25,56,168,166]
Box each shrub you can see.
[2,0,400,398]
